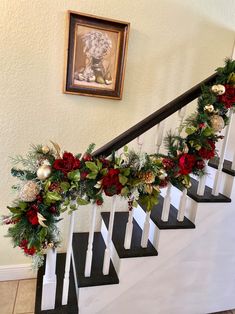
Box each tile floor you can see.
[0,278,234,314]
[0,279,36,314]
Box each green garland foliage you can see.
[1,59,235,268]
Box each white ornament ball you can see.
[37,165,52,180]
[19,181,39,202]
[211,84,226,95]
[204,104,214,113]
[41,145,50,154]
[210,115,225,132]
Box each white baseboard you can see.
[0,264,37,281]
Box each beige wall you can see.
[0,0,234,266]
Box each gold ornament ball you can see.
[211,84,225,95]
[41,145,50,154]
[19,181,40,202]
[210,115,225,132]
[37,165,52,180]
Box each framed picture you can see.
[64,11,130,100]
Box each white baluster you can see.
[177,188,187,222]
[141,211,151,248]
[124,205,134,250]
[197,161,208,196]
[232,155,235,171]
[41,248,57,310]
[62,212,75,305]
[103,196,117,275]
[161,183,172,221]
[212,109,233,196]
[178,107,186,130]
[155,121,165,154]
[137,136,144,153]
[84,203,97,277]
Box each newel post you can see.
[41,248,57,310]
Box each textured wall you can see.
[0,0,234,266]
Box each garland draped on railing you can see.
[2,59,235,268]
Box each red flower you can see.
[218,84,235,109]
[102,168,123,196]
[26,208,39,225]
[53,152,81,175]
[178,154,196,175]
[198,140,215,160]
[19,239,36,256]
[199,123,205,129]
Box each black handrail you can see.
[93,73,217,157]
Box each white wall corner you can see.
[0,264,37,281]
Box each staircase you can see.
[34,68,235,313]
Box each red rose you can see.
[178,154,196,175]
[102,168,123,196]
[198,140,215,160]
[53,152,81,175]
[218,84,235,109]
[26,209,39,225]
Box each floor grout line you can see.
[12,280,19,314]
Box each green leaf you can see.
[60,182,70,192]
[7,206,23,214]
[120,186,129,197]
[76,197,90,206]
[45,191,62,203]
[185,126,197,135]
[100,168,108,176]
[44,180,51,191]
[123,145,128,153]
[67,169,80,181]
[121,168,130,176]
[119,174,128,185]
[97,160,103,170]
[85,162,98,172]
[18,201,27,210]
[70,204,77,211]
[202,127,213,136]
[87,172,97,179]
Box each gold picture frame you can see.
[64,11,130,100]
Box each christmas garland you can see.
[1,59,235,268]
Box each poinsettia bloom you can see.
[218,84,235,109]
[53,152,81,175]
[102,168,123,196]
[178,154,196,175]
[198,140,215,160]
